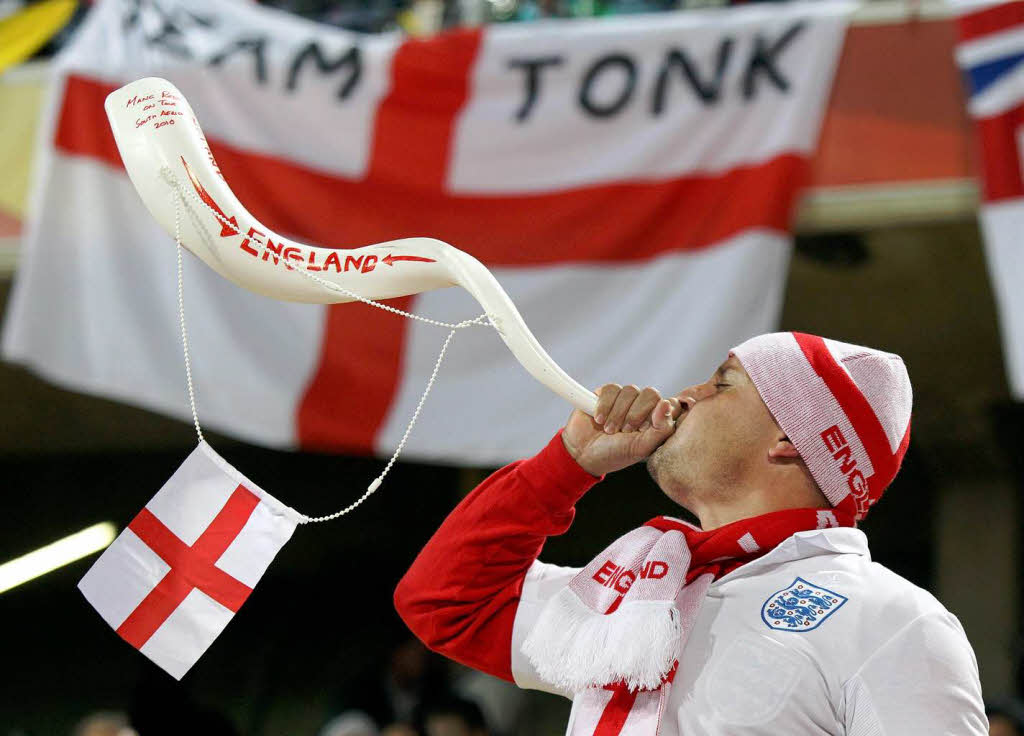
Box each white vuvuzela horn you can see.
[105,77,597,417]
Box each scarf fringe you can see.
[522,586,681,694]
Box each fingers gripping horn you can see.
[106,78,598,417]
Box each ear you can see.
[768,437,801,459]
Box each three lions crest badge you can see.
[761,577,848,632]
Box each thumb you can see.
[631,399,677,457]
[650,398,676,432]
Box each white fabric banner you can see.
[2,0,852,464]
[78,441,301,679]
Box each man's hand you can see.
[562,384,684,477]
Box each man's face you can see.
[646,354,784,510]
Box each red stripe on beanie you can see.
[792,333,910,504]
[793,333,910,494]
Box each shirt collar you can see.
[709,527,870,585]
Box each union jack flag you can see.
[956,0,1024,200]
[954,1,1024,398]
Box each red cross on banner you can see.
[80,442,301,679]
[52,30,486,456]
[50,22,807,458]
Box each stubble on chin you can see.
[646,444,677,492]
[646,441,694,509]
[649,462,689,515]
[645,456,658,486]
[645,444,664,483]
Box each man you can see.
[394,332,987,734]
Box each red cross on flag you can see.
[0,0,852,467]
[78,442,301,679]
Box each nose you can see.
[677,379,716,409]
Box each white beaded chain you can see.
[301,323,463,523]
[173,194,205,445]
[166,169,493,524]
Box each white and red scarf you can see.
[522,508,855,736]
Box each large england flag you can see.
[1,0,852,465]
[954,0,1024,399]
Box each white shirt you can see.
[510,527,988,735]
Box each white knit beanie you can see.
[731,332,913,520]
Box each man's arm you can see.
[393,432,601,684]
[394,385,682,687]
[842,611,988,734]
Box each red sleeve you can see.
[393,431,602,682]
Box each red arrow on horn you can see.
[180,156,239,237]
[382,254,437,267]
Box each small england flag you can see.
[78,442,301,679]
